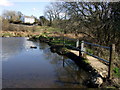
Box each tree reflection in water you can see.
[39,42,90,88]
[2,38,90,88]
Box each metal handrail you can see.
[63,38,110,63]
[66,44,109,63]
[63,39,114,79]
[81,50,109,63]
[84,41,110,49]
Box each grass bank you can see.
[1,23,62,37]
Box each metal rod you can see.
[61,36,77,41]
[84,41,110,49]
[65,40,110,63]
[81,50,109,63]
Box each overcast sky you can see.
[0,0,51,18]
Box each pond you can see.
[1,37,90,88]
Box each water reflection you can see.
[2,37,89,88]
[40,45,89,88]
[1,37,38,61]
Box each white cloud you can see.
[32,8,39,12]
[0,0,14,6]
[33,8,36,11]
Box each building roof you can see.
[23,16,35,19]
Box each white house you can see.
[20,16,35,24]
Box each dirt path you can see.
[69,50,108,78]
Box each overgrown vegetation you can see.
[45,2,120,48]
[50,38,76,46]
[44,2,120,82]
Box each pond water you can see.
[1,37,90,88]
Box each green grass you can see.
[86,48,94,54]
[35,26,62,33]
[32,30,76,47]
[34,35,40,39]
[83,58,89,64]
[106,86,116,88]
[64,40,76,46]
[50,37,76,46]
[113,67,120,77]
[61,48,70,54]
[47,27,61,32]
[0,33,2,37]
[2,33,13,37]
[38,34,76,47]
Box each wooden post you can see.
[63,32,65,47]
[62,56,65,67]
[76,39,79,47]
[63,36,65,47]
[83,47,86,58]
[81,41,84,57]
[108,44,115,79]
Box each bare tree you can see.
[44,2,120,48]
[44,2,66,26]
[2,10,22,23]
